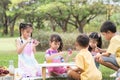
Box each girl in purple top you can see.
[45,34,67,76]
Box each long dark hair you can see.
[19,23,33,37]
[88,32,102,52]
[50,34,63,52]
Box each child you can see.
[45,34,67,77]
[88,32,103,68]
[16,23,40,77]
[67,34,102,80]
[95,21,120,78]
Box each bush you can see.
[102,38,109,49]
[33,31,79,51]
[33,31,109,51]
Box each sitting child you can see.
[45,34,67,77]
[95,21,120,78]
[88,32,105,68]
[67,34,102,80]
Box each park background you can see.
[1,0,120,80]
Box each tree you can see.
[0,0,11,35]
[36,0,106,33]
[0,0,35,36]
[68,0,106,33]
[0,0,27,36]
[36,1,71,32]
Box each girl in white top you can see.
[16,23,40,77]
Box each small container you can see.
[8,60,15,76]
[36,67,41,77]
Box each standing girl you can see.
[45,34,67,77]
[16,23,40,77]
[88,32,105,68]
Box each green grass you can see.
[0,51,116,80]
[0,38,17,51]
[0,38,117,80]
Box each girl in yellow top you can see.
[67,34,102,80]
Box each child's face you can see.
[89,39,97,49]
[50,41,60,50]
[101,31,112,40]
[21,27,33,39]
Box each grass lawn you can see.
[0,38,116,80]
[0,51,116,80]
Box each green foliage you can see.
[0,0,120,36]
[34,31,110,51]
[111,13,120,25]
[0,51,116,80]
[33,31,79,51]
[35,0,107,33]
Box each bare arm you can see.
[46,52,64,61]
[16,39,28,54]
[32,40,40,53]
[67,66,84,73]
[95,47,106,53]
[33,46,36,53]
[73,67,84,73]
[95,52,111,60]
[101,52,111,57]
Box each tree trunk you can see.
[52,25,56,31]
[50,18,56,31]
[3,19,8,35]
[78,26,84,33]
[78,21,86,33]
[10,19,16,37]
[2,12,8,35]
[62,22,67,32]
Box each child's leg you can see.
[95,61,100,69]
[67,70,80,80]
[97,54,119,71]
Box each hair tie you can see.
[19,23,26,28]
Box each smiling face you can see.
[89,39,97,49]
[50,41,60,50]
[21,27,33,39]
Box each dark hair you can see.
[76,34,89,48]
[88,32,102,52]
[100,21,116,33]
[50,34,63,52]
[19,23,33,37]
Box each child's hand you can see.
[59,52,64,56]
[27,39,32,43]
[67,66,72,71]
[33,39,40,46]
[95,47,102,53]
[68,49,72,55]
[95,53,101,61]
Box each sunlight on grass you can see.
[0,51,116,80]
[0,38,17,51]
[0,37,117,80]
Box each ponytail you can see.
[19,23,33,37]
[19,23,26,36]
[97,35,102,48]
